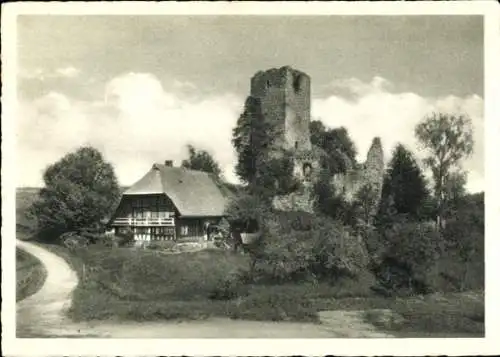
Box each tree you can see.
[415,112,474,230]
[444,171,467,205]
[223,193,270,276]
[232,97,274,186]
[29,146,120,240]
[181,144,222,179]
[310,120,357,175]
[379,144,431,221]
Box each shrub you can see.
[256,213,370,283]
[375,220,444,294]
[208,269,249,301]
[439,199,484,292]
[60,231,90,251]
[146,242,163,251]
[115,227,135,247]
[226,287,317,322]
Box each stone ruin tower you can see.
[246,66,384,216]
[250,66,320,212]
[250,66,312,154]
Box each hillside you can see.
[16,187,41,233]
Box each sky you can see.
[16,15,484,192]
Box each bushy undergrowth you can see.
[224,193,373,285]
[370,203,484,295]
[373,219,443,294]
[256,212,371,283]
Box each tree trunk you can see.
[461,258,470,292]
[249,258,257,282]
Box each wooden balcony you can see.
[112,217,175,227]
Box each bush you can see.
[375,220,444,294]
[115,227,135,247]
[226,287,317,322]
[146,242,163,251]
[208,269,249,301]
[255,213,370,283]
[60,231,90,250]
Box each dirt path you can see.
[16,240,393,338]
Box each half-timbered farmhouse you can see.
[109,161,231,244]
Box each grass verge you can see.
[16,248,47,301]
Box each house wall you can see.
[176,217,222,242]
[112,194,223,243]
[113,194,176,220]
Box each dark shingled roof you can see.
[123,163,230,217]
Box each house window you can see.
[180,225,189,236]
[303,163,312,178]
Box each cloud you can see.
[18,67,45,79]
[312,77,484,193]
[18,66,81,80]
[172,79,197,90]
[326,76,394,98]
[17,73,484,194]
[17,72,243,187]
[55,66,80,78]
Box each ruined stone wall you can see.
[331,137,385,219]
[272,182,316,213]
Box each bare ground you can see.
[16,240,393,338]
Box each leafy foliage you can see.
[375,219,444,294]
[415,112,474,229]
[441,192,484,291]
[254,150,302,199]
[257,213,370,283]
[378,144,431,223]
[443,170,468,210]
[313,167,357,226]
[232,96,275,186]
[310,120,357,175]
[224,193,269,232]
[29,146,120,240]
[181,144,222,179]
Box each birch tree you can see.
[415,113,474,230]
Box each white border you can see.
[2,1,499,356]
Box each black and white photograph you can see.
[2,1,499,356]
